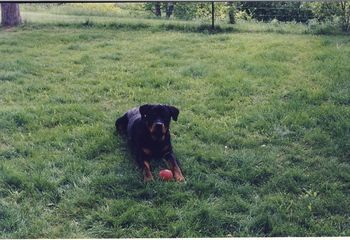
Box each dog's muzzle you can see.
[150,122,166,139]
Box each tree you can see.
[228,2,236,24]
[340,1,350,31]
[155,2,161,17]
[308,1,350,32]
[166,2,174,18]
[144,2,161,17]
[1,3,22,27]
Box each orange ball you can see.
[159,169,173,181]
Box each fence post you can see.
[212,1,215,29]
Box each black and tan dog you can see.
[116,104,185,182]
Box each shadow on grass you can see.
[19,20,245,35]
[18,19,350,36]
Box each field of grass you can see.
[1,7,350,238]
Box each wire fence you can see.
[234,2,315,23]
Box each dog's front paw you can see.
[174,172,185,182]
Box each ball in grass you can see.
[159,169,173,181]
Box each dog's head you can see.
[139,104,179,141]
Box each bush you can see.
[307,18,340,35]
[235,10,253,21]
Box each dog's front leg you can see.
[165,152,185,182]
[136,151,154,182]
[143,160,154,182]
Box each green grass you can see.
[1,9,350,238]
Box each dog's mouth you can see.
[149,122,167,140]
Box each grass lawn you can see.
[0,9,350,238]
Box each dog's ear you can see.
[139,104,152,119]
[168,105,179,121]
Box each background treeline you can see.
[143,1,350,32]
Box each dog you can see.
[116,104,185,182]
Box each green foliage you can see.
[307,19,343,35]
[306,1,350,32]
[307,2,342,21]
[143,3,160,17]
[173,3,206,20]
[172,3,228,21]
[235,10,253,21]
[1,8,350,238]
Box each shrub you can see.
[307,18,341,34]
[235,10,253,21]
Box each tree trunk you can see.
[1,3,22,27]
[340,1,350,32]
[166,2,174,18]
[228,2,236,24]
[155,2,161,17]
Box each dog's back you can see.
[115,107,140,140]
[125,107,141,138]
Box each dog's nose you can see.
[151,122,166,138]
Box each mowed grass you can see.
[1,12,350,238]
